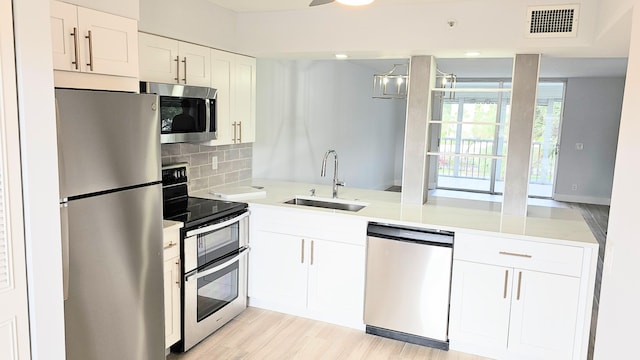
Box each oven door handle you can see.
[185,246,250,283]
[185,210,250,238]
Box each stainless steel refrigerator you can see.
[56,88,165,360]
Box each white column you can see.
[401,55,436,205]
[594,6,640,358]
[502,54,540,216]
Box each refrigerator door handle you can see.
[60,202,70,301]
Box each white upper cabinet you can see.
[138,33,211,87]
[211,50,256,145]
[50,1,138,77]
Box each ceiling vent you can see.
[526,4,579,38]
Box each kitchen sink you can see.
[284,196,367,212]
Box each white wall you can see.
[139,0,239,53]
[234,0,612,58]
[253,59,406,191]
[13,0,66,358]
[554,77,625,205]
[594,4,640,358]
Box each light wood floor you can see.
[167,307,490,360]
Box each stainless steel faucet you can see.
[321,149,344,198]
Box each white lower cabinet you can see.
[248,206,366,329]
[449,233,589,360]
[163,225,182,348]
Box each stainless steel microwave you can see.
[140,82,217,144]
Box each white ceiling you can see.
[206,0,443,13]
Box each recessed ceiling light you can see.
[336,0,375,6]
[335,54,348,59]
[465,51,481,57]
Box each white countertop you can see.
[162,219,183,231]
[193,179,598,246]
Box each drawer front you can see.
[163,227,181,259]
[454,233,583,277]
[250,205,366,246]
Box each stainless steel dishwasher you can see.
[364,223,454,350]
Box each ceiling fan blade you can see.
[309,0,334,6]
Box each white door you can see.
[508,269,581,360]
[210,49,235,145]
[138,33,179,84]
[77,7,138,77]
[0,0,31,356]
[248,231,307,311]
[306,239,365,327]
[234,55,256,143]
[163,255,180,348]
[449,260,512,358]
[178,42,210,87]
[50,1,79,72]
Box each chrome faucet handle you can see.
[336,180,345,187]
[310,188,316,196]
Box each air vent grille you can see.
[526,5,579,38]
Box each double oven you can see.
[162,163,249,352]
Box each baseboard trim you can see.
[553,194,611,205]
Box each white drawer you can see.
[250,205,366,246]
[454,233,583,277]
[163,227,181,260]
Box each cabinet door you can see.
[508,270,581,360]
[178,42,210,87]
[163,255,181,348]
[235,55,256,143]
[248,231,307,311]
[139,33,179,84]
[77,7,138,77]
[307,239,365,327]
[50,0,79,71]
[449,260,512,358]
[210,49,235,145]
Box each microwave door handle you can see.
[185,210,250,238]
[185,246,250,282]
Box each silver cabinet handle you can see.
[301,239,305,264]
[70,27,79,70]
[182,57,187,84]
[85,30,93,71]
[499,251,532,259]
[310,240,315,266]
[186,246,249,282]
[174,56,180,83]
[503,269,509,299]
[238,121,242,143]
[60,203,70,301]
[176,259,181,289]
[516,271,523,300]
[163,241,177,250]
[232,122,238,143]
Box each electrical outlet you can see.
[571,184,578,191]
[211,156,218,170]
[575,143,584,151]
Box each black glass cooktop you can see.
[163,196,247,229]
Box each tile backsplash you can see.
[161,143,252,193]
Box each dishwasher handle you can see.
[367,223,453,246]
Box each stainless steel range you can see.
[162,163,249,352]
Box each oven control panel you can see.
[162,163,188,187]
